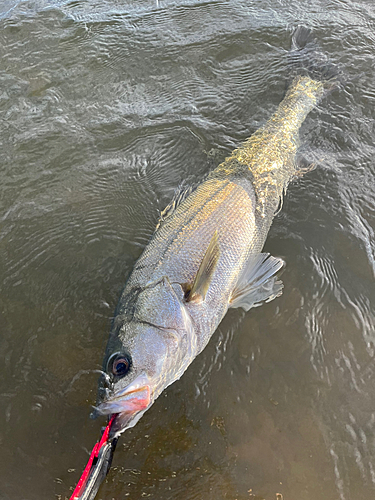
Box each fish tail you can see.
[211,27,339,219]
[288,25,341,93]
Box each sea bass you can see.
[95,43,335,438]
[98,72,327,435]
[69,27,338,500]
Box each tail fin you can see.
[288,26,341,89]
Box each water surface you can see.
[1,1,375,499]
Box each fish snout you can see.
[94,373,152,435]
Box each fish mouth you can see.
[96,373,151,437]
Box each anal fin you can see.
[186,231,220,303]
[229,253,284,311]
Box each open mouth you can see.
[95,374,151,436]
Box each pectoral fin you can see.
[229,253,284,311]
[186,231,220,303]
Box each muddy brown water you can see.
[1,1,375,499]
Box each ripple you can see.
[1,3,375,500]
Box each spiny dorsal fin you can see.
[186,231,220,303]
[229,253,284,311]
[155,185,193,231]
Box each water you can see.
[0,1,374,499]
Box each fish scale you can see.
[120,176,258,348]
[133,179,257,282]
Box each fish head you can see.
[96,279,197,436]
[95,323,165,436]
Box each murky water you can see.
[1,1,375,499]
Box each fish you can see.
[69,26,339,499]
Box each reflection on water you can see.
[0,0,375,499]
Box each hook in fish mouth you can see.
[94,373,152,437]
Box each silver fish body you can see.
[96,71,329,437]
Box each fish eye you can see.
[107,352,131,378]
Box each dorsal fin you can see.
[186,231,220,303]
[155,185,193,231]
